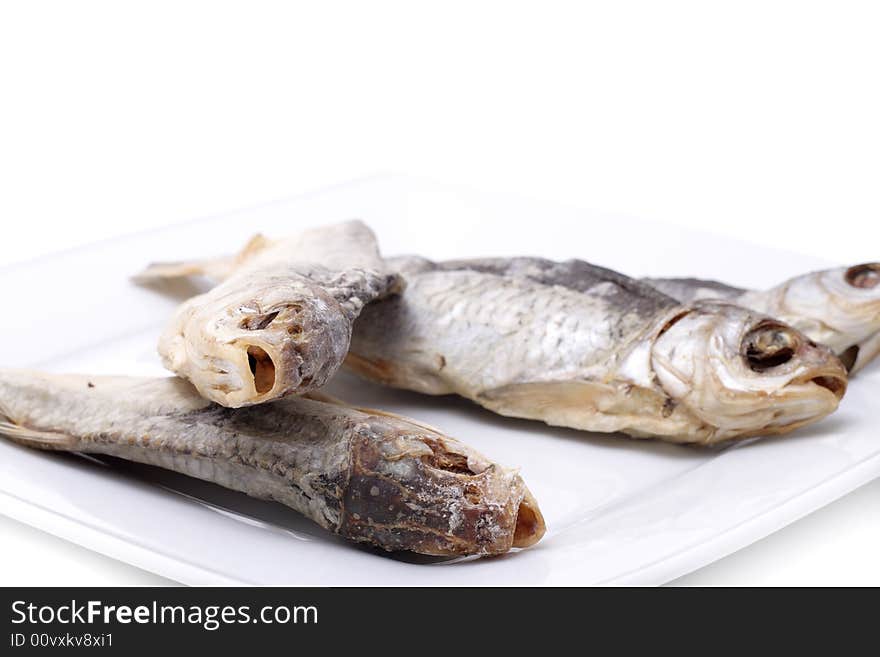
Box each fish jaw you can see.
[339,421,545,556]
[159,286,352,408]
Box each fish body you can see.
[646,263,880,373]
[136,221,402,407]
[348,257,847,444]
[0,371,544,556]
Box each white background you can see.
[1,1,878,585]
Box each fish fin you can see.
[131,233,274,284]
[343,353,399,385]
[476,380,696,438]
[0,417,77,451]
[302,391,446,435]
[344,352,453,395]
[477,381,613,427]
[131,256,237,284]
[232,233,275,266]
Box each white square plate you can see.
[1,175,878,585]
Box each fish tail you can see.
[0,403,76,452]
[131,233,272,284]
[130,256,235,284]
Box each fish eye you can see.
[844,264,880,289]
[743,322,799,372]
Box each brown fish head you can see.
[649,301,847,442]
[339,418,545,556]
[765,264,880,374]
[159,280,351,407]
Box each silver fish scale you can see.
[353,257,669,393]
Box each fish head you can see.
[160,282,351,407]
[649,301,847,441]
[340,418,546,556]
[762,264,880,373]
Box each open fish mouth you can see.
[753,358,848,436]
[341,425,547,556]
[742,321,847,400]
[160,287,358,408]
[245,343,278,396]
[793,370,848,401]
[512,488,545,548]
[217,336,308,407]
[177,338,287,407]
[418,435,547,553]
[702,368,847,442]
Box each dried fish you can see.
[0,370,544,556]
[347,257,847,445]
[135,221,401,407]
